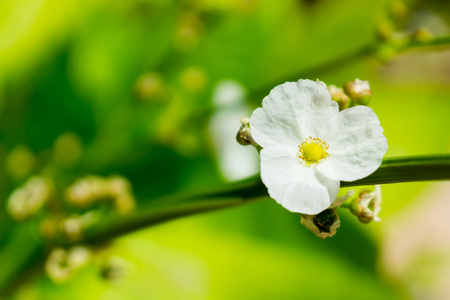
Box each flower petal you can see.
[260,147,340,215]
[317,105,388,182]
[250,80,338,148]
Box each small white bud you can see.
[343,79,372,105]
[327,85,350,110]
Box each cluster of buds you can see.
[6,176,53,221]
[300,186,383,238]
[349,185,382,223]
[327,78,372,109]
[66,175,136,213]
[375,1,440,62]
[45,246,91,283]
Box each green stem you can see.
[341,155,450,186]
[405,35,450,50]
[78,154,450,245]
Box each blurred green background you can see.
[1,0,450,299]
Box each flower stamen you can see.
[298,137,329,166]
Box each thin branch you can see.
[405,35,450,50]
[77,154,450,245]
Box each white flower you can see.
[250,79,388,215]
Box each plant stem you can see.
[78,154,450,245]
[405,35,450,50]
[341,155,450,186]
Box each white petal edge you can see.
[260,146,340,215]
[317,105,388,182]
[250,79,339,149]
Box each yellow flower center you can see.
[298,137,329,166]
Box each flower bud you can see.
[390,1,408,23]
[180,66,208,93]
[300,208,340,239]
[174,13,202,52]
[53,132,82,166]
[236,117,257,146]
[343,79,372,105]
[108,175,131,197]
[349,185,382,224]
[349,193,364,216]
[375,44,398,63]
[376,19,394,41]
[60,217,83,242]
[108,175,136,213]
[45,246,91,283]
[5,145,36,181]
[59,212,97,242]
[66,175,136,213]
[327,85,350,111]
[134,72,166,102]
[7,176,53,221]
[66,175,109,208]
[411,28,433,44]
[357,216,373,224]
